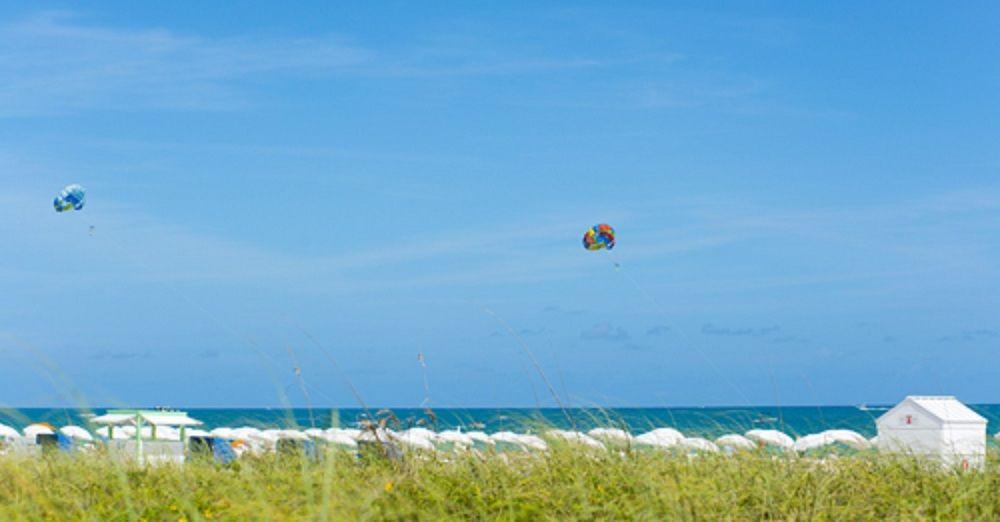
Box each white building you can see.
[876,396,987,469]
[91,409,203,465]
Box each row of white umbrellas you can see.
[0,423,96,443]
[0,422,882,454]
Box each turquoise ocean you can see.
[4,406,1000,438]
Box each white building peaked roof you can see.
[140,412,203,426]
[877,396,986,425]
[91,410,203,427]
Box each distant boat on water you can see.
[857,404,889,412]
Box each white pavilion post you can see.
[134,413,143,463]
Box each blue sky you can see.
[1,2,998,408]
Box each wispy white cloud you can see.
[0,11,370,115]
[0,10,703,117]
[371,51,680,78]
[633,73,769,110]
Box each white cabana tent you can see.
[678,437,719,453]
[276,429,309,441]
[436,430,474,449]
[59,426,94,442]
[588,428,633,444]
[635,428,684,449]
[876,396,987,469]
[465,431,494,445]
[0,423,21,441]
[794,432,848,453]
[546,430,605,450]
[210,427,238,439]
[403,427,438,442]
[23,423,55,442]
[490,431,526,449]
[328,428,362,440]
[395,431,435,451]
[321,431,359,449]
[715,434,756,451]
[745,429,794,450]
[822,430,870,450]
[517,434,548,451]
[489,431,547,451]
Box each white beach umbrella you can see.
[403,427,438,442]
[304,430,330,441]
[745,429,794,450]
[546,430,605,450]
[0,424,21,441]
[304,428,326,439]
[517,434,548,451]
[59,426,93,442]
[210,427,237,439]
[635,428,684,449]
[465,431,495,446]
[588,428,633,444]
[715,434,756,451]
[243,430,278,453]
[795,430,871,453]
[247,430,281,442]
[396,431,435,451]
[490,431,527,449]
[233,427,263,440]
[185,429,211,439]
[277,429,309,441]
[357,428,395,443]
[326,428,362,440]
[324,433,359,449]
[23,423,55,441]
[821,430,870,450]
[870,435,879,445]
[489,431,549,450]
[794,433,834,452]
[436,430,474,448]
[679,437,719,453]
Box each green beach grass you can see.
[1,444,997,521]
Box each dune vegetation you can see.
[0,443,997,521]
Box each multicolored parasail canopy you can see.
[582,223,615,251]
[54,184,86,212]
